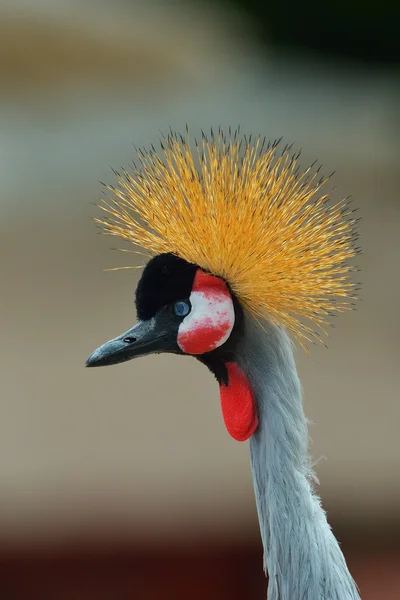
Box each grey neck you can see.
[236,315,360,600]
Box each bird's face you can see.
[86,253,237,368]
[86,253,258,441]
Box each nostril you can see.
[123,337,137,344]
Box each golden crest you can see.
[96,129,359,343]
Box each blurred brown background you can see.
[1,1,399,598]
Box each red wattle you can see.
[219,362,259,442]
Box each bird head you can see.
[85,252,240,367]
[86,252,255,440]
[85,130,359,441]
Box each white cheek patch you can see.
[177,289,235,355]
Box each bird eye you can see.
[174,300,190,317]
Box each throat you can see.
[236,317,360,600]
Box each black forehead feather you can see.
[135,253,198,320]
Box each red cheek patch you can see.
[219,362,259,442]
[177,269,235,355]
[178,317,232,355]
[192,270,228,294]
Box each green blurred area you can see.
[221,0,400,64]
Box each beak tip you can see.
[85,350,102,367]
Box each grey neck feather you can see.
[235,314,360,600]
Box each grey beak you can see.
[85,316,178,367]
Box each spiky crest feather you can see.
[96,129,359,343]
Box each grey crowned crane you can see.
[86,130,361,599]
